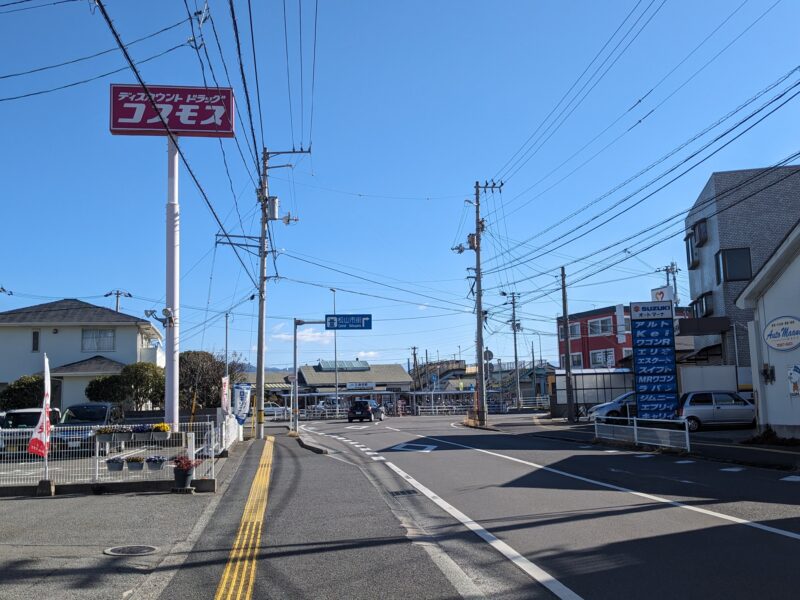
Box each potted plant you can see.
[106,456,125,472]
[146,455,167,471]
[96,426,116,443]
[151,422,171,441]
[132,424,153,442]
[173,454,201,488]
[113,425,133,443]
[125,455,145,471]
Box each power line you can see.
[492,0,644,180]
[484,69,800,276]
[246,0,265,145]
[94,0,258,290]
[0,17,188,80]
[488,0,778,225]
[0,0,79,14]
[281,0,296,147]
[309,0,319,148]
[298,0,305,146]
[0,43,186,102]
[226,0,262,177]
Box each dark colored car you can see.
[348,400,384,423]
[51,403,124,453]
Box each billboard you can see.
[109,84,235,137]
[630,301,678,420]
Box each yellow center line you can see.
[215,436,275,600]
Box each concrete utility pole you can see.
[501,291,523,410]
[331,288,338,402]
[251,147,307,439]
[224,312,229,379]
[104,289,131,313]
[452,180,502,426]
[657,262,682,304]
[561,266,576,423]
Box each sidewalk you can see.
[489,413,800,470]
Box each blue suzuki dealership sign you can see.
[630,301,678,420]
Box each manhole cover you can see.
[389,489,419,497]
[104,545,159,556]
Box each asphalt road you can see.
[295,415,800,599]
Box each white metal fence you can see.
[594,417,691,452]
[521,396,550,410]
[0,422,217,488]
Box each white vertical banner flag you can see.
[28,353,51,478]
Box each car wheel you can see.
[369,414,374,422]
[348,418,353,423]
[359,418,363,422]
[686,417,700,432]
[379,413,384,422]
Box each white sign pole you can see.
[165,137,180,430]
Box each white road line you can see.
[720,467,745,472]
[419,434,800,543]
[675,460,695,464]
[634,455,654,459]
[781,476,800,482]
[371,456,386,461]
[604,450,620,454]
[385,461,583,600]
[365,452,379,456]
[385,426,401,432]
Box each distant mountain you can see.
[243,363,291,373]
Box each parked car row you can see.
[587,391,756,431]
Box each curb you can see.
[297,435,329,454]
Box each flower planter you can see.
[151,431,171,442]
[173,467,194,488]
[126,462,145,472]
[132,432,152,442]
[96,433,114,443]
[106,461,124,472]
[146,460,166,471]
[114,432,133,443]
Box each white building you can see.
[0,299,163,410]
[736,218,800,438]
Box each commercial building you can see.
[736,216,800,438]
[684,166,800,369]
[557,305,633,370]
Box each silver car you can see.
[587,392,636,423]
[677,391,756,432]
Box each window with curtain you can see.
[82,328,115,352]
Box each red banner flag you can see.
[27,354,51,458]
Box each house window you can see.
[715,248,752,284]
[560,353,583,368]
[588,317,613,336]
[82,328,115,352]
[32,330,40,352]
[690,292,713,318]
[622,348,633,358]
[590,349,615,367]
[685,233,698,270]
[693,219,708,247]
[559,323,581,340]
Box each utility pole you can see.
[331,288,338,403]
[561,266,576,422]
[104,289,131,312]
[657,262,681,304]
[501,291,523,410]
[452,180,502,426]
[224,312,229,379]
[531,341,536,397]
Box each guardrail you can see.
[0,422,215,487]
[594,417,691,452]
[520,396,550,410]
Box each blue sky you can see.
[1,0,799,370]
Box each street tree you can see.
[0,375,44,411]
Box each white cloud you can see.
[357,351,379,359]
[417,304,429,311]
[270,322,286,333]
[271,327,333,345]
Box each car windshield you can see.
[4,412,40,428]
[61,406,108,424]
[353,401,369,409]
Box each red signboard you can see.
[110,84,235,137]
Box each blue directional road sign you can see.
[325,314,373,330]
